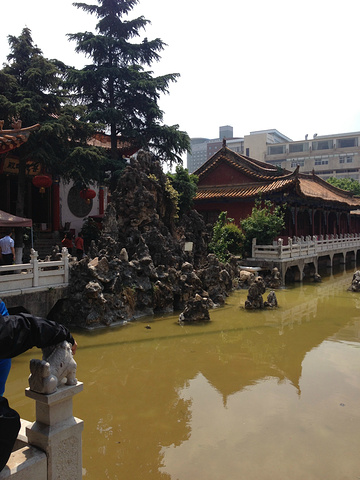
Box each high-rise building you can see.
[188,127,360,182]
[187,126,243,173]
[262,131,360,182]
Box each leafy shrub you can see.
[209,211,244,262]
[240,197,285,257]
[167,166,198,218]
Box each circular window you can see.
[67,186,93,217]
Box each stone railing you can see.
[0,382,83,480]
[0,249,69,294]
[252,233,360,260]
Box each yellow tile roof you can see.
[194,146,360,209]
[195,178,296,200]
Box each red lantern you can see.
[80,188,96,204]
[32,174,52,194]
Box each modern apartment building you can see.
[187,127,291,173]
[188,127,360,182]
[263,131,360,181]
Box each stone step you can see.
[33,237,60,259]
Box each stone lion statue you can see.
[28,341,77,394]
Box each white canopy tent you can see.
[0,210,33,249]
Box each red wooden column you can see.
[52,178,60,232]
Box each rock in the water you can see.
[178,294,210,324]
[349,270,360,291]
[245,277,266,309]
[264,290,278,308]
[264,267,282,289]
[313,273,322,283]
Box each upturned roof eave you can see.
[294,177,360,209]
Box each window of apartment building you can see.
[314,157,329,165]
[291,159,304,167]
[289,142,309,153]
[268,145,285,155]
[337,137,358,148]
[246,148,250,156]
[340,155,355,164]
[312,140,332,150]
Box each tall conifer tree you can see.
[68,0,189,165]
[0,28,108,254]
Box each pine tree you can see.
[0,28,108,255]
[68,0,189,165]
[0,27,108,212]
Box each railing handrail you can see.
[0,248,69,293]
[252,233,360,260]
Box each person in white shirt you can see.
[0,231,15,265]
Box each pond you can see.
[5,267,360,480]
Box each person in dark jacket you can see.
[0,312,77,471]
[0,299,10,396]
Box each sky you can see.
[1,0,360,164]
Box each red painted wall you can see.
[195,201,253,225]
[199,163,254,186]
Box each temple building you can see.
[193,142,360,239]
[0,123,111,239]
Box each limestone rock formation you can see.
[49,151,236,327]
[239,270,255,288]
[349,270,360,292]
[178,294,211,324]
[245,277,279,310]
[245,277,266,310]
[264,290,278,308]
[264,267,282,289]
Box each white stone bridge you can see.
[248,233,360,283]
[0,249,69,317]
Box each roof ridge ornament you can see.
[222,138,226,147]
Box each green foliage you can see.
[68,0,190,165]
[209,212,244,263]
[167,166,198,218]
[327,177,360,195]
[164,178,179,220]
[0,28,109,217]
[240,198,285,257]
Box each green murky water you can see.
[5,267,360,480]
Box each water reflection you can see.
[5,270,360,480]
